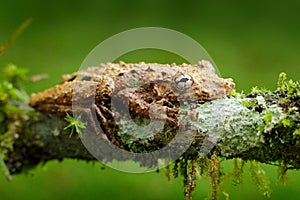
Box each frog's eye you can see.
[72,75,92,81]
[174,73,194,91]
[81,76,92,81]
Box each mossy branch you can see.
[1,69,300,173]
[0,65,299,199]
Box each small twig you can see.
[0,18,32,56]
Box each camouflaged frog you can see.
[30,60,234,110]
[29,60,235,145]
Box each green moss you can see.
[277,163,288,184]
[242,99,257,107]
[228,89,238,97]
[3,64,29,90]
[293,129,300,137]
[209,152,220,200]
[277,72,300,98]
[0,64,34,180]
[0,154,11,181]
[277,72,287,92]
[170,157,209,200]
[230,158,245,186]
[251,86,268,96]
[242,73,300,171]
[249,161,271,197]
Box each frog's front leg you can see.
[125,94,179,126]
[93,104,114,129]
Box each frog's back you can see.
[61,61,229,87]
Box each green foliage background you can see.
[0,0,299,199]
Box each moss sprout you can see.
[64,113,86,138]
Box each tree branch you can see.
[1,66,298,199]
[1,72,299,177]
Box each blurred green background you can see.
[0,0,300,199]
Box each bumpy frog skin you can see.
[29,60,235,127]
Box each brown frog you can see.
[29,60,235,147]
[30,60,234,110]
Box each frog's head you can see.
[171,66,235,101]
